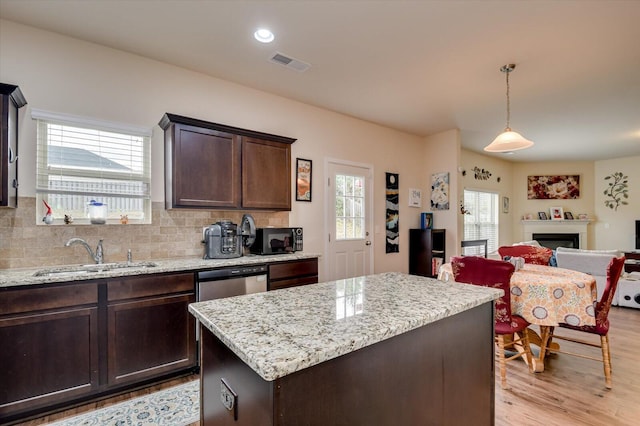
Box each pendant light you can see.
[484,64,534,153]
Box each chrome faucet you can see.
[65,238,104,264]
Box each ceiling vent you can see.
[269,52,311,72]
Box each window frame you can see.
[33,109,152,225]
[462,188,500,255]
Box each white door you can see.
[326,160,373,281]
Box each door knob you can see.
[365,241,371,246]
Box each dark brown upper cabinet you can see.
[0,83,27,208]
[159,113,296,211]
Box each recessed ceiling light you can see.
[254,28,274,43]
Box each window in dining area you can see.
[463,189,499,255]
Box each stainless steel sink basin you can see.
[33,261,158,277]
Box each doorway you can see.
[325,159,374,281]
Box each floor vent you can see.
[269,52,311,72]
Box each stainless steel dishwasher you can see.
[196,264,268,301]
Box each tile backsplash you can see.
[0,198,288,270]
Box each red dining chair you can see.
[539,256,625,389]
[498,245,553,265]
[451,256,534,388]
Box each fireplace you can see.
[521,219,590,249]
[532,233,579,250]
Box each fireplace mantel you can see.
[521,220,592,249]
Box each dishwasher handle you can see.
[198,264,268,281]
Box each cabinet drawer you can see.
[269,259,318,281]
[269,275,318,291]
[0,283,98,316]
[108,273,194,302]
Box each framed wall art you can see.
[409,188,422,208]
[502,196,509,213]
[385,172,399,253]
[527,175,580,199]
[430,172,450,210]
[296,158,312,202]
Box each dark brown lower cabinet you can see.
[0,272,197,424]
[0,283,99,421]
[268,258,318,290]
[200,302,494,425]
[107,275,196,385]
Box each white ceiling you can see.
[1,0,639,162]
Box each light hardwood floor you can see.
[17,306,640,426]
[495,306,640,426]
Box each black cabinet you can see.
[409,229,446,277]
[0,83,27,208]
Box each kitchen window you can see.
[33,109,152,224]
[463,189,499,254]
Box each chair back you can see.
[498,245,553,265]
[461,239,488,257]
[451,256,515,327]
[595,256,626,325]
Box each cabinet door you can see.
[0,306,99,420]
[242,137,291,210]
[107,291,196,386]
[0,84,26,208]
[167,123,241,208]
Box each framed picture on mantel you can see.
[550,207,564,220]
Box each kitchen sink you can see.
[33,261,158,277]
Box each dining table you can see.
[438,262,597,372]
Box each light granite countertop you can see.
[189,271,503,381]
[0,252,320,288]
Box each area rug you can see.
[48,380,199,426]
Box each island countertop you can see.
[189,271,503,381]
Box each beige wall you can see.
[511,161,596,248]
[460,149,515,248]
[0,20,433,278]
[459,151,640,251]
[423,130,460,261]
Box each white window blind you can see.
[33,109,151,224]
[463,189,499,255]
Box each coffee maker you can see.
[203,215,256,259]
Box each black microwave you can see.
[250,227,303,255]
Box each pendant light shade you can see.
[484,64,534,153]
[485,129,534,152]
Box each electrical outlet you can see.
[220,379,238,420]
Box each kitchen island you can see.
[189,272,502,425]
